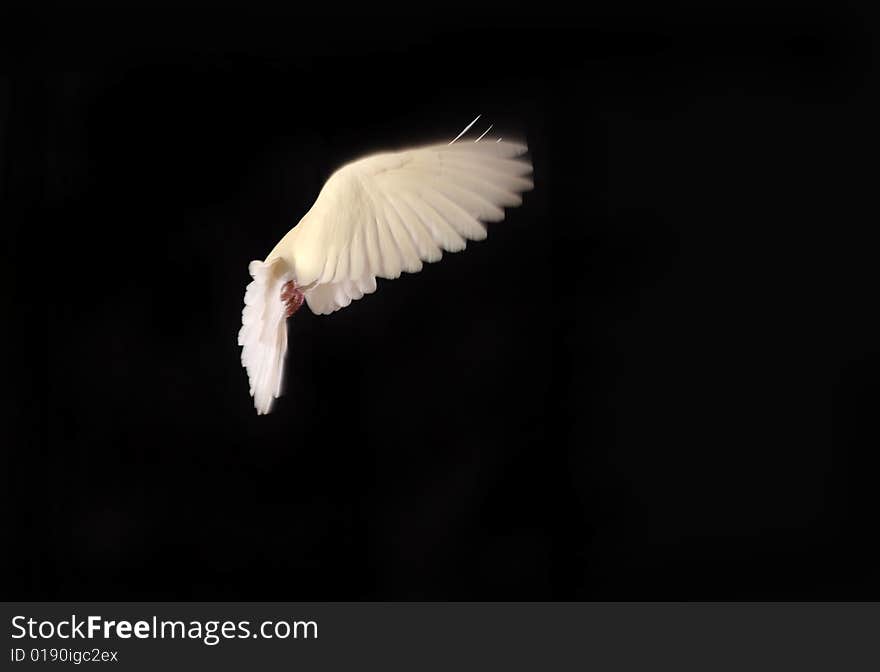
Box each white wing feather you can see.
[240,139,533,412]
[268,140,532,314]
[237,258,293,415]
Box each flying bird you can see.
[239,127,533,414]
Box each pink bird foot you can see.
[280,280,305,317]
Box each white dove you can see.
[238,128,533,414]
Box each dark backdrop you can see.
[5,3,879,599]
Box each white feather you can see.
[237,258,292,414]
[240,139,533,413]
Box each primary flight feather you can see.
[239,134,533,414]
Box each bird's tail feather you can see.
[238,258,292,414]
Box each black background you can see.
[5,3,879,600]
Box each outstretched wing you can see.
[266,140,533,315]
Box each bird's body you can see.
[239,136,533,414]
